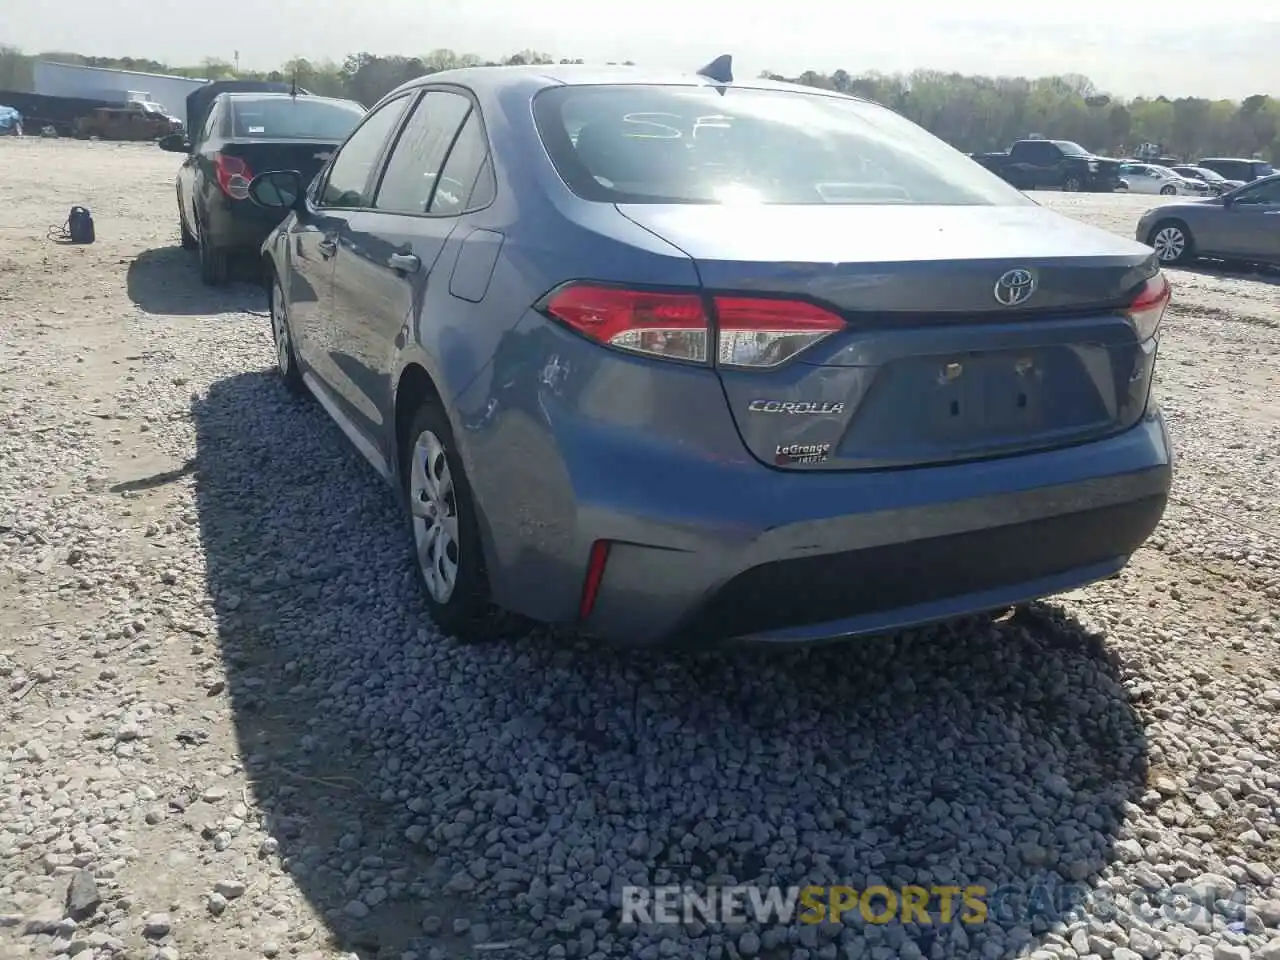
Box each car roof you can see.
[219,92,359,105]
[387,62,870,102]
[1199,157,1260,163]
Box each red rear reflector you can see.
[213,153,254,200]
[578,540,611,620]
[541,283,845,366]
[1126,272,1170,341]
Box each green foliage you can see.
[765,67,1279,161]
[0,43,1275,160]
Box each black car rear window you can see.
[532,84,1029,206]
[230,98,365,140]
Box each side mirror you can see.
[248,170,306,213]
[157,133,189,153]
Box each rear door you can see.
[327,88,478,438]
[183,101,221,236]
[1008,141,1055,188]
[288,93,416,400]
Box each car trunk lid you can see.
[218,139,342,187]
[616,202,1161,471]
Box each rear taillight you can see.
[213,153,253,200]
[540,283,845,367]
[714,297,846,368]
[1126,272,1170,341]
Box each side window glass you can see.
[319,95,412,209]
[431,110,493,215]
[199,104,219,144]
[1236,182,1280,205]
[467,155,497,209]
[375,92,472,214]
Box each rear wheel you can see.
[198,207,231,285]
[269,275,305,395]
[402,402,522,642]
[1148,220,1194,265]
[198,218,229,286]
[178,207,196,250]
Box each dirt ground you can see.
[1,138,1278,960]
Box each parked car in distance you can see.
[248,60,1173,646]
[1118,162,1210,197]
[160,88,365,284]
[1196,157,1276,183]
[1137,172,1280,267]
[971,139,1125,192]
[1169,165,1245,196]
[74,103,182,141]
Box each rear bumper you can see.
[202,193,284,252]
[668,491,1163,644]
[467,360,1172,643]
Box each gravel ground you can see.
[1,138,1278,960]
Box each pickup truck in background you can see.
[971,139,1125,192]
[0,90,184,139]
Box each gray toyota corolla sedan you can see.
[1137,173,1280,267]
[246,59,1174,645]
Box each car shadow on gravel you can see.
[192,370,1150,960]
[1176,260,1280,286]
[127,246,268,316]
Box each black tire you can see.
[268,274,305,395]
[197,213,229,286]
[401,401,523,642]
[1159,185,1177,196]
[178,208,197,251]
[1147,219,1194,266]
[1062,175,1082,192]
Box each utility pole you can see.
[234,50,240,74]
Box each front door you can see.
[1220,178,1280,263]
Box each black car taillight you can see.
[213,153,253,200]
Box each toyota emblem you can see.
[993,268,1037,307]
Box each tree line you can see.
[1,44,1276,161]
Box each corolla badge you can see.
[993,268,1037,307]
[748,400,845,415]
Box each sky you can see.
[5,0,1280,100]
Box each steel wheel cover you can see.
[271,280,291,375]
[409,429,460,603]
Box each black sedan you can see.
[160,90,365,285]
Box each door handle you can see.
[389,253,420,274]
[317,237,337,258]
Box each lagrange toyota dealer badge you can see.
[775,442,831,465]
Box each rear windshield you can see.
[230,98,365,140]
[532,84,1030,206]
[1256,163,1276,177]
[1052,140,1090,157]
